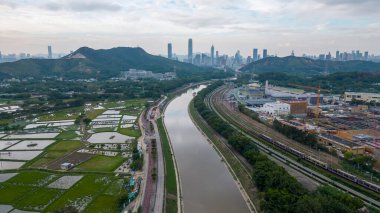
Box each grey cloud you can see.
[42,0,123,12]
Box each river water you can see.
[164,85,250,213]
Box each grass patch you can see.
[94,127,115,133]
[7,171,57,187]
[157,117,178,213]
[15,188,64,211]
[84,195,119,213]
[55,130,78,140]
[45,175,113,212]
[75,155,125,172]
[0,185,36,204]
[104,179,124,196]
[118,127,141,138]
[38,107,82,121]
[87,109,106,119]
[30,140,82,168]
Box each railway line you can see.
[205,85,380,208]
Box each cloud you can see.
[42,0,123,12]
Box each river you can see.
[164,85,250,213]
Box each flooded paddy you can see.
[4,133,59,139]
[0,151,42,161]
[7,140,55,150]
[0,161,25,170]
[88,132,133,144]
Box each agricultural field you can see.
[0,98,146,212]
[0,171,127,212]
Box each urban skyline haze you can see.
[0,0,379,56]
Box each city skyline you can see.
[0,0,379,56]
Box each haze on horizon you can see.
[0,0,380,57]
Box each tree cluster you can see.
[194,81,364,212]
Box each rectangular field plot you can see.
[4,133,59,139]
[0,173,18,182]
[7,140,55,150]
[24,124,47,129]
[84,195,119,213]
[45,175,113,212]
[0,161,24,170]
[102,110,120,115]
[15,188,64,211]
[75,156,125,172]
[88,132,133,144]
[0,185,35,204]
[0,140,20,150]
[96,114,122,119]
[0,151,42,161]
[7,171,58,186]
[48,176,83,189]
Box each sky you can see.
[0,0,380,57]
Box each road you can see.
[207,85,380,209]
[152,115,164,213]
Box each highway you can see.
[206,85,380,209]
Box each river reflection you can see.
[164,85,250,213]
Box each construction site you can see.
[232,80,380,162]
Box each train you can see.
[258,134,380,194]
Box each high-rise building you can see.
[48,45,52,59]
[211,45,215,66]
[335,51,340,61]
[168,43,172,59]
[215,50,219,66]
[188,38,193,64]
[326,52,332,60]
[253,48,258,61]
[0,51,2,63]
[263,49,267,58]
[364,51,369,61]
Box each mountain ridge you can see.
[240,56,380,75]
[0,46,216,80]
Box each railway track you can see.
[206,85,380,208]
[212,86,340,166]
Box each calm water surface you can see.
[164,85,250,213]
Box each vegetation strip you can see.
[193,81,367,212]
[157,117,179,213]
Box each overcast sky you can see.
[0,0,379,57]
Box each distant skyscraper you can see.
[291,50,295,56]
[263,49,267,58]
[211,45,215,66]
[0,51,2,62]
[253,48,258,61]
[335,51,340,61]
[188,38,193,64]
[364,51,369,61]
[48,45,52,59]
[168,43,173,59]
[326,52,332,60]
[215,50,219,66]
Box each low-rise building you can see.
[318,133,366,155]
[261,102,290,116]
[344,92,380,103]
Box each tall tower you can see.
[335,51,340,61]
[188,38,193,64]
[48,45,52,59]
[168,43,172,59]
[211,45,215,66]
[263,49,268,58]
[253,48,258,61]
[215,50,219,66]
[0,51,2,63]
[365,51,369,61]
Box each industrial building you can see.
[318,133,367,155]
[265,81,322,104]
[344,92,380,103]
[282,100,308,115]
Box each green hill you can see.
[240,56,380,75]
[0,47,218,79]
